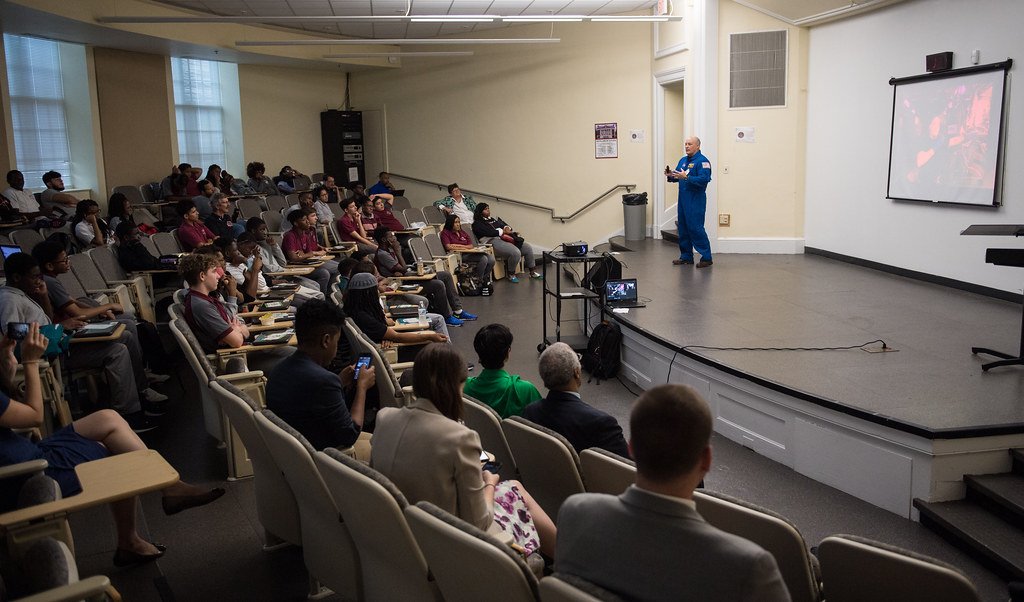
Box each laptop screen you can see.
[605,278,638,303]
[0,245,21,278]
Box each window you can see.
[4,34,72,188]
[171,57,226,168]
[729,31,787,108]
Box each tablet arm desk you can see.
[961,224,1024,371]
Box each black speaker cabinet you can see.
[320,110,365,186]
[926,51,953,73]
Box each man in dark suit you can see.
[522,342,629,458]
[555,384,790,602]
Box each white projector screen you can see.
[887,64,1009,206]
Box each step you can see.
[965,473,1024,529]
[660,229,679,243]
[1012,448,1024,476]
[914,498,1024,580]
[607,236,634,252]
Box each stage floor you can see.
[599,240,1024,438]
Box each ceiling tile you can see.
[372,22,409,37]
[287,1,334,16]
[336,22,375,37]
[330,0,371,13]
[370,0,411,15]
[409,0,453,14]
[405,22,444,36]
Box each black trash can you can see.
[622,192,648,241]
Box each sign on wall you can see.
[595,122,618,159]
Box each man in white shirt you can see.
[555,384,791,602]
[433,183,476,224]
[243,217,327,299]
[39,171,79,213]
[229,233,322,306]
[2,170,42,215]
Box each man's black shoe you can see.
[696,259,714,268]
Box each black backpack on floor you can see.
[581,321,622,382]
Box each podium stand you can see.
[961,224,1024,371]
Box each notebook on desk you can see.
[604,278,646,309]
[75,321,119,338]
[252,329,294,345]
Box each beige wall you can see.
[351,22,654,248]
[716,1,808,239]
[93,48,174,192]
[238,65,347,178]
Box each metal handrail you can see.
[391,173,635,223]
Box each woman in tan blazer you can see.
[371,343,556,558]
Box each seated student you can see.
[107,192,155,238]
[2,170,43,216]
[193,244,244,305]
[71,199,108,248]
[176,199,218,251]
[222,171,255,197]
[371,195,413,257]
[463,324,541,418]
[0,323,225,567]
[32,241,172,392]
[280,190,316,235]
[523,342,629,457]
[371,343,556,559]
[191,179,217,220]
[312,185,334,225]
[0,253,157,433]
[246,162,277,196]
[367,171,396,197]
[336,197,377,254]
[358,196,379,235]
[556,384,790,602]
[472,202,542,282]
[203,164,222,190]
[178,253,295,372]
[433,183,476,223]
[275,166,302,195]
[281,207,339,280]
[342,272,448,361]
[320,175,343,204]
[244,217,327,298]
[112,222,180,290]
[371,226,476,327]
[350,261,455,338]
[39,171,79,214]
[230,233,322,306]
[440,214,495,284]
[204,192,245,239]
[266,300,375,459]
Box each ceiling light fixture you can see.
[502,16,585,22]
[589,16,673,22]
[236,38,560,46]
[410,17,494,23]
[323,51,474,58]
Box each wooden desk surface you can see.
[0,220,28,230]
[395,273,437,281]
[392,320,429,332]
[217,335,297,355]
[267,267,314,276]
[383,287,422,296]
[70,323,126,344]
[0,450,178,529]
[249,321,294,333]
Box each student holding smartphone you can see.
[266,300,376,460]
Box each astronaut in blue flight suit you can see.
[666,136,713,267]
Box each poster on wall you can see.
[595,122,618,159]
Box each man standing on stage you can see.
[667,136,713,268]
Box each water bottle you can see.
[416,256,424,276]
[418,300,428,325]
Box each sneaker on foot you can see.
[456,310,478,321]
[126,412,159,433]
[509,275,520,283]
[445,315,464,327]
[530,271,543,280]
[142,388,169,403]
[145,370,171,384]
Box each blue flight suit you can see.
[668,151,713,261]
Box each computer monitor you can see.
[604,278,638,303]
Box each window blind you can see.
[172,57,226,169]
[4,34,72,188]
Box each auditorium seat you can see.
[131,206,160,227]
[501,416,585,519]
[313,449,441,601]
[264,195,287,213]
[693,489,822,602]
[422,205,446,226]
[235,197,262,220]
[403,207,426,227]
[10,228,43,253]
[539,574,624,602]
[254,410,361,600]
[342,318,413,407]
[259,210,284,235]
[579,448,635,496]
[87,245,161,323]
[69,251,150,323]
[210,379,300,549]
[112,184,146,206]
[462,395,519,481]
[152,231,182,255]
[817,534,980,602]
[391,196,412,211]
[405,500,539,602]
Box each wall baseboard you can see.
[715,237,805,254]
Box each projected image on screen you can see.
[887,67,1007,206]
